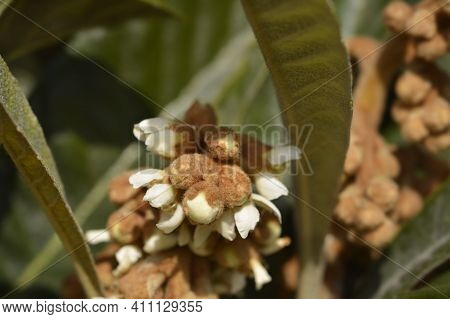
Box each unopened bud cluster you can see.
[84,101,299,298]
[326,131,423,264]
[384,1,450,153]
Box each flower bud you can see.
[402,110,429,142]
[183,181,224,224]
[416,33,448,61]
[422,97,450,132]
[363,218,399,249]
[344,138,363,175]
[335,185,363,225]
[392,187,423,223]
[109,171,141,205]
[395,71,432,105]
[424,132,450,152]
[406,8,437,39]
[184,100,217,127]
[107,211,145,244]
[212,164,252,208]
[353,200,386,231]
[204,128,240,162]
[168,153,217,189]
[383,1,413,33]
[366,176,399,212]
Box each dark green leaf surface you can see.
[242,0,352,298]
[0,55,101,297]
[0,0,175,61]
[367,179,450,298]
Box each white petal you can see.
[177,222,192,246]
[254,173,288,200]
[266,145,301,166]
[113,245,142,276]
[144,184,175,208]
[145,128,178,158]
[234,203,260,239]
[129,169,165,189]
[193,225,213,248]
[185,192,220,224]
[133,118,171,141]
[214,209,236,241]
[156,204,185,234]
[251,193,282,223]
[85,229,110,245]
[250,259,272,290]
[143,230,178,254]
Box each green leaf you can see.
[241,0,352,298]
[16,142,138,288]
[0,55,101,298]
[0,0,176,61]
[364,179,450,298]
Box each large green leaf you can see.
[0,0,175,61]
[0,55,101,298]
[241,0,352,298]
[363,179,450,298]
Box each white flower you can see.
[129,169,166,189]
[143,230,178,254]
[177,222,192,246]
[251,193,282,223]
[254,172,288,200]
[184,191,221,224]
[156,204,185,234]
[145,128,179,158]
[266,145,301,167]
[113,245,142,276]
[85,229,111,245]
[234,202,260,239]
[133,118,171,142]
[249,259,272,290]
[144,183,176,208]
[215,209,236,241]
[192,225,213,248]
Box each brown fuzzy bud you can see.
[422,97,450,132]
[423,131,450,152]
[209,164,252,208]
[392,187,423,223]
[366,176,399,212]
[107,210,146,244]
[204,128,240,162]
[168,153,217,189]
[395,71,432,105]
[183,181,224,224]
[391,101,412,123]
[184,100,217,127]
[363,218,400,249]
[406,8,437,39]
[109,171,141,205]
[335,185,363,225]
[96,261,116,295]
[402,110,429,142]
[416,33,448,61]
[353,200,386,231]
[383,1,413,33]
[118,261,166,298]
[375,146,400,178]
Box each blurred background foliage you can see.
[0,0,442,298]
